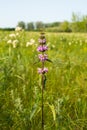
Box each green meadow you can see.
[0,30,87,130]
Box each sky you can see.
[0,0,87,28]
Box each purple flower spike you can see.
[38,67,48,74]
[38,38,46,44]
[43,68,48,73]
[37,45,48,52]
[38,54,48,61]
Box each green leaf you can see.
[30,104,38,121]
[46,59,53,63]
[47,103,56,121]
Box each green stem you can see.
[41,49,44,130]
[42,73,44,130]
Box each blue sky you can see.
[0,0,87,27]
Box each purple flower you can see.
[37,45,48,52]
[38,54,48,61]
[38,67,48,74]
[38,38,46,44]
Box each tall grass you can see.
[0,31,87,130]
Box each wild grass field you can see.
[0,30,87,130]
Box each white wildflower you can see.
[15,26,22,31]
[7,39,12,44]
[9,33,16,38]
[26,39,35,47]
[12,39,19,48]
[26,42,33,47]
[30,38,35,44]
[16,32,19,36]
[13,39,19,44]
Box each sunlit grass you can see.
[0,31,87,130]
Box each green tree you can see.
[71,12,86,32]
[17,21,26,30]
[59,21,71,32]
[82,15,87,32]
[27,22,34,31]
[50,22,60,27]
[35,21,45,30]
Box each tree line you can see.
[0,13,87,32]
